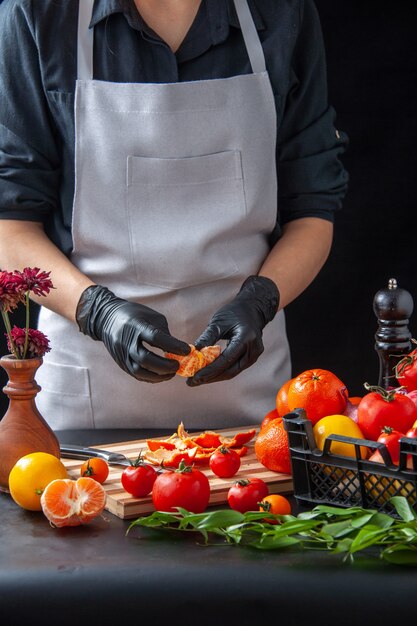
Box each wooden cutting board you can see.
[62,425,293,520]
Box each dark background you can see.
[284,0,417,395]
[1,0,416,416]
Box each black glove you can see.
[187,275,279,386]
[76,285,190,383]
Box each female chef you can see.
[0,0,348,430]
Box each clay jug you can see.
[0,355,60,493]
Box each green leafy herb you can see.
[127,497,417,565]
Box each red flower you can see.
[2,267,54,359]
[15,267,54,297]
[0,270,24,313]
[6,327,51,359]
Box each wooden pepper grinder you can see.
[373,278,414,389]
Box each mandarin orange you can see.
[40,477,106,527]
[286,368,347,426]
[254,419,291,474]
[165,344,221,377]
[259,493,292,520]
[260,408,280,431]
[275,378,293,416]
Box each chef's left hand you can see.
[186,275,279,386]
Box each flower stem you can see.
[1,307,18,359]
[23,290,30,359]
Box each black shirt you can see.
[0,0,348,257]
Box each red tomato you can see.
[227,477,269,513]
[209,446,241,478]
[404,427,417,469]
[376,426,404,464]
[80,458,109,484]
[357,385,417,441]
[395,347,417,391]
[407,390,417,408]
[152,461,210,513]
[121,457,157,498]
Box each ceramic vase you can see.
[0,355,60,493]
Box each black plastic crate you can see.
[282,409,417,517]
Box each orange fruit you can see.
[260,408,281,431]
[259,493,292,522]
[313,414,369,459]
[40,477,106,527]
[165,344,221,377]
[287,369,347,426]
[254,419,291,474]
[276,378,293,416]
[8,452,68,511]
[80,457,109,484]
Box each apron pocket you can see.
[126,150,246,290]
[36,360,94,430]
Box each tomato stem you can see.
[175,459,194,474]
[258,500,271,512]
[82,459,95,477]
[363,382,402,402]
[381,426,394,434]
[130,452,147,467]
[395,354,417,378]
[235,479,250,487]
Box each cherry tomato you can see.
[152,460,210,513]
[376,426,404,465]
[395,346,417,391]
[209,446,241,478]
[357,385,417,441]
[121,456,157,498]
[80,458,109,484]
[259,494,292,523]
[227,477,268,513]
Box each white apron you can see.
[37,0,292,430]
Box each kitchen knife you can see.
[60,444,133,467]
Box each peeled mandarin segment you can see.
[41,478,77,519]
[200,345,221,366]
[75,477,106,516]
[41,477,106,527]
[165,344,221,377]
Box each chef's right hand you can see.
[75,285,190,383]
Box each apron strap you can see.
[77,0,95,80]
[233,0,267,74]
[77,0,266,80]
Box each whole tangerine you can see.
[254,419,292,474]
[287,368,347,426]
[260,408,281,431]
[276,378,293,416]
